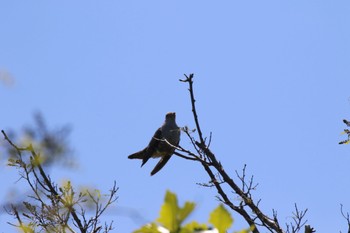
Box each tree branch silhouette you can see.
[177,74,310,233]
[2,130,117,233]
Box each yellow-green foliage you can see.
[209,204,233,233]
[133,190,253,233]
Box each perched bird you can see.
[128,112,180,175]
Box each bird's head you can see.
[165,112,176,121]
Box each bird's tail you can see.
[150,155,172,176]
[128,148,152,167]
[128,149,146,159]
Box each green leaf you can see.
[209,204,233,233]
[157,190,179,231]
[181,221,209,233]
[178,201,196,224]
[19,224,35,233]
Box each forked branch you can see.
[178,74,311,233]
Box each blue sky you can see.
[1,1,350,232]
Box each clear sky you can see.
[1,1,350,232]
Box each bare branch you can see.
[173,151,197,161]
[285,204,308,233]
[180,74,205,145]
[179,74,307,233]
[235,164,258,196]
[2,130,117,233]
[341,204,350,233]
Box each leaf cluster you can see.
[2,130,118,233]
[133,190,253,233]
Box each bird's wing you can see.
[141,127,162,167]
[150,154,172,176]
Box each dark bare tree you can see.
[173,74,313,233]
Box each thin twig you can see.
[180,74,205,145]
[341,204,350,233]
[2,130,87,233]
